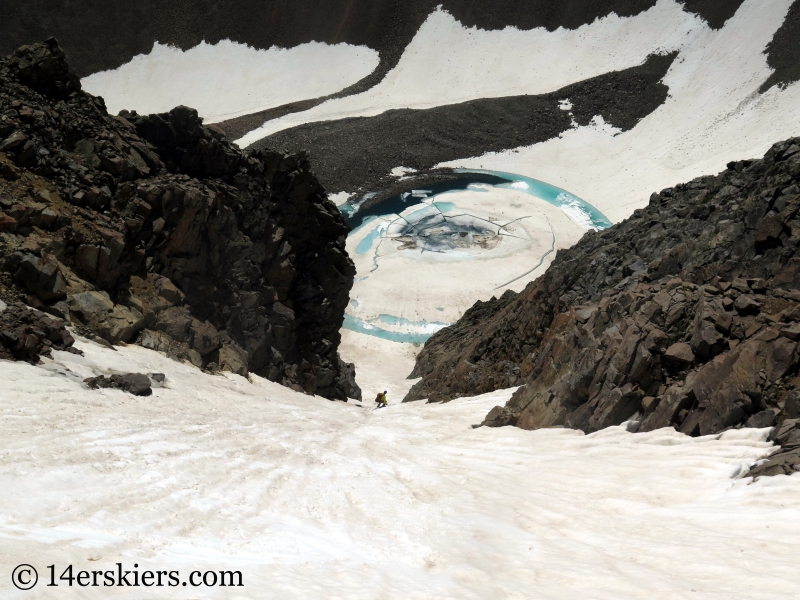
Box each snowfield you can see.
[236,2,700,144]
[82,40,379,123]
[236,0,800,224]
[443,0,800,222]
[1,338,799,599]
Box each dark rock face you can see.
[5,37,81,100]
[404,136,800,472]
[0,39,360,400]
[336,356,362,401]
[679,0,746,29]
[760,0,800,93]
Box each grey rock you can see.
[13,252,66,301]
[779,322,800,340]
[85,373,152,396]
[68,291,143,343]
[745,409,777,428]
[154,306,193,343]
[734,294,761,316]
[337,356,362,401]
[664,342,694,364]
[691,320,726,359]
[189,319,221,356]
[218,343,248,376]
[68,291,114,318]
[155,276,184,306]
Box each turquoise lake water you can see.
[343,170,611,343]
[343,313,448,345]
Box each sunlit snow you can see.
[82,40,379,123]
[1,338,799,598]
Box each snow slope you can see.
[238,0,800,224]
[1,339,799,598]
[236,2,698,145]
[4,3,800,596]
[82,40,379,123]
[442,0,800,222]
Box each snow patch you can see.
[82,39,379,123]
[328,191,353,206]
[390,166,418,178]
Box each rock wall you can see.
[404,137,800,473]
[0,39,360,400]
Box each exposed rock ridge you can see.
[404,136,800,473]
[0,39,360,400]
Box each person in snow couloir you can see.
[375,390,388,408]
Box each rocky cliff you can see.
[405,137,800,476]
[0,38,360,400]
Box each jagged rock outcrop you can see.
[0,300,78,362]
[405,136,800,473]
[0,38,360,400]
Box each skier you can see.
[375,390,388,408]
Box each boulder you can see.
[734,294,760,315]
[218,343,248,376]
[0,302,76,362]
[155,276,184,305]
[779,322,800,340]
[664,342,694,364]
[745,410,777,428]
[337,357,362,401]
[691,320,726,359]
[68,290,114,318]
[137,329,203,368]
[714,312,733,334]
[68,291,144,343]
[85,373,152,396]
[154,306,193,343]
[481,405,517,427]
[189,319,221,356]
[0,213,17,232]
[13,252,66,302]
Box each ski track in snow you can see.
[1,338,800,598]
[82,40,379,123]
